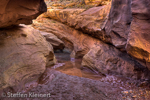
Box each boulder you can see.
[126,0,150,70]
[0,0,47,28]
[67,4,111,42]
[41,31,65,51]
[0,25,56,89]
[42,4,111,42]
[82,41,149,79]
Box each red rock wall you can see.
[105,0,132,49]
[105,0,150,76]
[0,0,47,28]
[126,0,150,70]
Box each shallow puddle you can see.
[52,49,104,80]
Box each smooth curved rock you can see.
[0,0,47,28]
[0,25,56,89]
[32,17,103,58]
[41,31,65,51]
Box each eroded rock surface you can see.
[126,0,150,70]
[82,42,149,79]
[67,4,111,41]
[0,0,47,28]
[43,3,111,42]
[84,0,110,6]
[41,31,65,51]
[32,16,150,80]
[44,8,85,23]
[0,25,56,89]
[29,0,150,81]
[33,17,103,58]
[104,0,132,49]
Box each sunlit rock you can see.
[33,17,103,58]
[82,41,149,79]
[41,31,65,51]
[0,25,56,89]
[126,0,150,70]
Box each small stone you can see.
[132,95,137,98]
[122,91,129,94]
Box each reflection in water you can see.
[53,49,104,79]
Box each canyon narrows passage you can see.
[0,0,150,100]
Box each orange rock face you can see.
[32,0,150,80]
[32,17,101,58]
[82,41,149,79]
[0,0,47,28]
[44,3,111,42]
[84,0,110,6]
[45,8,85,23]
[67,5,111,40]
[0,25,56,89]
[32,14,150,80]
[126,0,150,69]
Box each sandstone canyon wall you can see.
[34,0,150,80]
[126,0,150,70]
[0,0,150,92]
